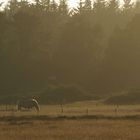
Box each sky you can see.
[0,0,79,8]
[0,0,137,10]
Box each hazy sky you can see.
[0,0,79,8]
[0,0,136,9]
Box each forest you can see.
[0,0,140,102]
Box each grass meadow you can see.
[0,101,140,140]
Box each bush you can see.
[38,84,93,104]
[105,90,140,105]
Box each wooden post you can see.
[6,105,7,111]
[86,109,89,116]
[61,104,63,115]
[115,108,117,115]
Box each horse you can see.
[17,98,40,112]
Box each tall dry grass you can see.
[0,103,139,140]
[0,119,140,140]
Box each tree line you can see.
[0,0,140,94]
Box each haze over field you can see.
[0,1,140,140]
[0,0,140,105]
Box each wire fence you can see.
[0,104,140,117]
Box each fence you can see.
[0,104,139,117]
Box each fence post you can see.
[115,108,117,115]
[61,104,64,115]
[86,108,89,116]
[6,104,7,111]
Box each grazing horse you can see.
[17,98,40,112]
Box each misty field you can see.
[0,103,140,140]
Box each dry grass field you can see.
[0,102,140,140]
[0,119,140,140]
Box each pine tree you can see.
[83,0,92,11]
[59,0,68,15]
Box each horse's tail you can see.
[32,99,40,112]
